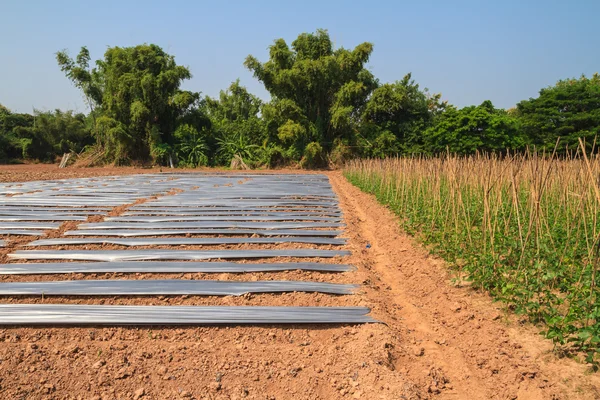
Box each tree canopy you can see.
[516,74,600,152]
[245,29,377,165]
[1,29,598,166]
[423,101,523,155]
[361,73,446,156]
[57,44,199,163]
[0,105,91,162]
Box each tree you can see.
[174,124,209,167]
[0,105,34,162]
[244,29,377,162]
[205,80,265,165]
[516,74,600,152]
[56,47,102,116]
[362,74,445,155]
[57,44,199,163]
[423,101,524,155]
[16,110,92,161]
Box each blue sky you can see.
[1,0,598,113]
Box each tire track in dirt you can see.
[329,171,600,399]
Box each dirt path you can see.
[0,167,598,399]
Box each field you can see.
[0,165,599,399]
[345,152,600,364]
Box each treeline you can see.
[1,29,599,166]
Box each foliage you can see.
[0,105,31,161]
[174,124,209,167]
[245,29,377,158]
[300,141,326,168]
[0,31,597,167]
[0,105,90,162]
[362,74,445,154]
[261,145,288,168]
[329,138,353,166]
[19,110,92,161]
[57,44,198,163]
[423,101,525,155]
[205,80,265,165]
[517,74,600,152]
[345,148,600,367]
[56,47,102,113]
[216,131,260,165]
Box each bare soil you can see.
[0,165,598,399]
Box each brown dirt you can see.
[0,164,322,183]
[0,166,598,399]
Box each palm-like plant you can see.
[216,131,259,162]
[175,124,209,167]
[178,135,208,166]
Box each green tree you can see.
[423,101,524,155]
[174,124,209,167]
[205,80,265,165]
[57,44,198,163]
[16,110,92,161]
[0,105,34,162]
[362,74,445,155]
[244,29,377,161]
[56,47,103,117]
[516,74,600,152]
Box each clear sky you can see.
[1,0,598,113]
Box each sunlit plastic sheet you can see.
[0,230,46,236]
[66,229,343,237]
[0,175,340,215]
[0,305,377,325]
[0,279,359,296]
[105,215,341,222]
[143,200,339,207]
[0,210,106,216]
[9,249,351,261]
[128,206,341,212]
[0,261,355,275]
[0,207,111,211]
[124,210,342,216]
[0,200,135,207]
[0,222,60,229]
[26,237,347,246]
[78,222,344,230]
[0,215,88,221]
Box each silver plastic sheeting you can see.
[105,215,341,222]
[9,249,351,261]
[78,222,343,230]
[0,240,5,247]
[0,210,106,216]
[143,200,338,207]
[0,207,111,211]
[128,206,341,212]
[0,215,88,221]
[26,237,347,247]
[0,222,60,230]
[0,200,134,207]
[0,261,355,275]
[0,305,376,325]
[0,279,358,296]
[0,230,46,236]
[124,210,341,216]
[65,229,343,237]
